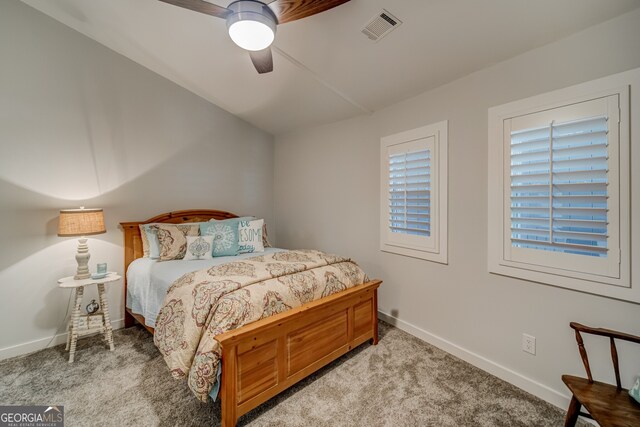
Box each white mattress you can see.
[126,248,285,328]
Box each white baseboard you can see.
[0,318,124,361]
[378,311,572,410]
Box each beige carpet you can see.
[0,321,581,426]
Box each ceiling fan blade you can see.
[158,0,230,19]
[268,0,350,24]
[249,48,274,74]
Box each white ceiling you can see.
[21,0,640,135]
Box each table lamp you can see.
[58,207,106,279]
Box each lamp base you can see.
[74,237,91,280]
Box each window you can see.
[380,121,447,263]
[488,71,635,301]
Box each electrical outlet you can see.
[522,333,536,355]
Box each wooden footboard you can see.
[216,279,381,427]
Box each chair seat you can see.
[562,375,640,427]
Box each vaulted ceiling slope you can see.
[21,0,640,135]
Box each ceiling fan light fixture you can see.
[227,0,277,51]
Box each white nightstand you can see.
[58,273,121,363]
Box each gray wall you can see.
[0,1,274,357]
[274,9,640,407]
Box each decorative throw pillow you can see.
[151,223,200,261]
[630,375,640,404]
[139,224,162,259]
[200,220,240,257]
[139,224,151,257]
[238,219,265,254]
[183,235,214,260]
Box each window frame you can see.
[380,121,448,264]
[488,72,634,301]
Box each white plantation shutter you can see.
[510,115,609,258]
[503,95,621,279]
[388,149,431,237]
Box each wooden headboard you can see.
[120,209,238,328]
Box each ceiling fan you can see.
[159,0,351,74]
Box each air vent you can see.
[362,9,402,41]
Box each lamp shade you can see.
[58,208,106,237]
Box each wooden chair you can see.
[562,322,640,427]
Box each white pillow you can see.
[183,236,214,260]
[238,219,265,254]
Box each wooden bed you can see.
[120,209,381,427]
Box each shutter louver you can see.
[389,149,431,236]
[510,116,609,258]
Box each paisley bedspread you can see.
[153,249,369,401]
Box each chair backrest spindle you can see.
[609,337,622,390]
[574,329,593,383]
